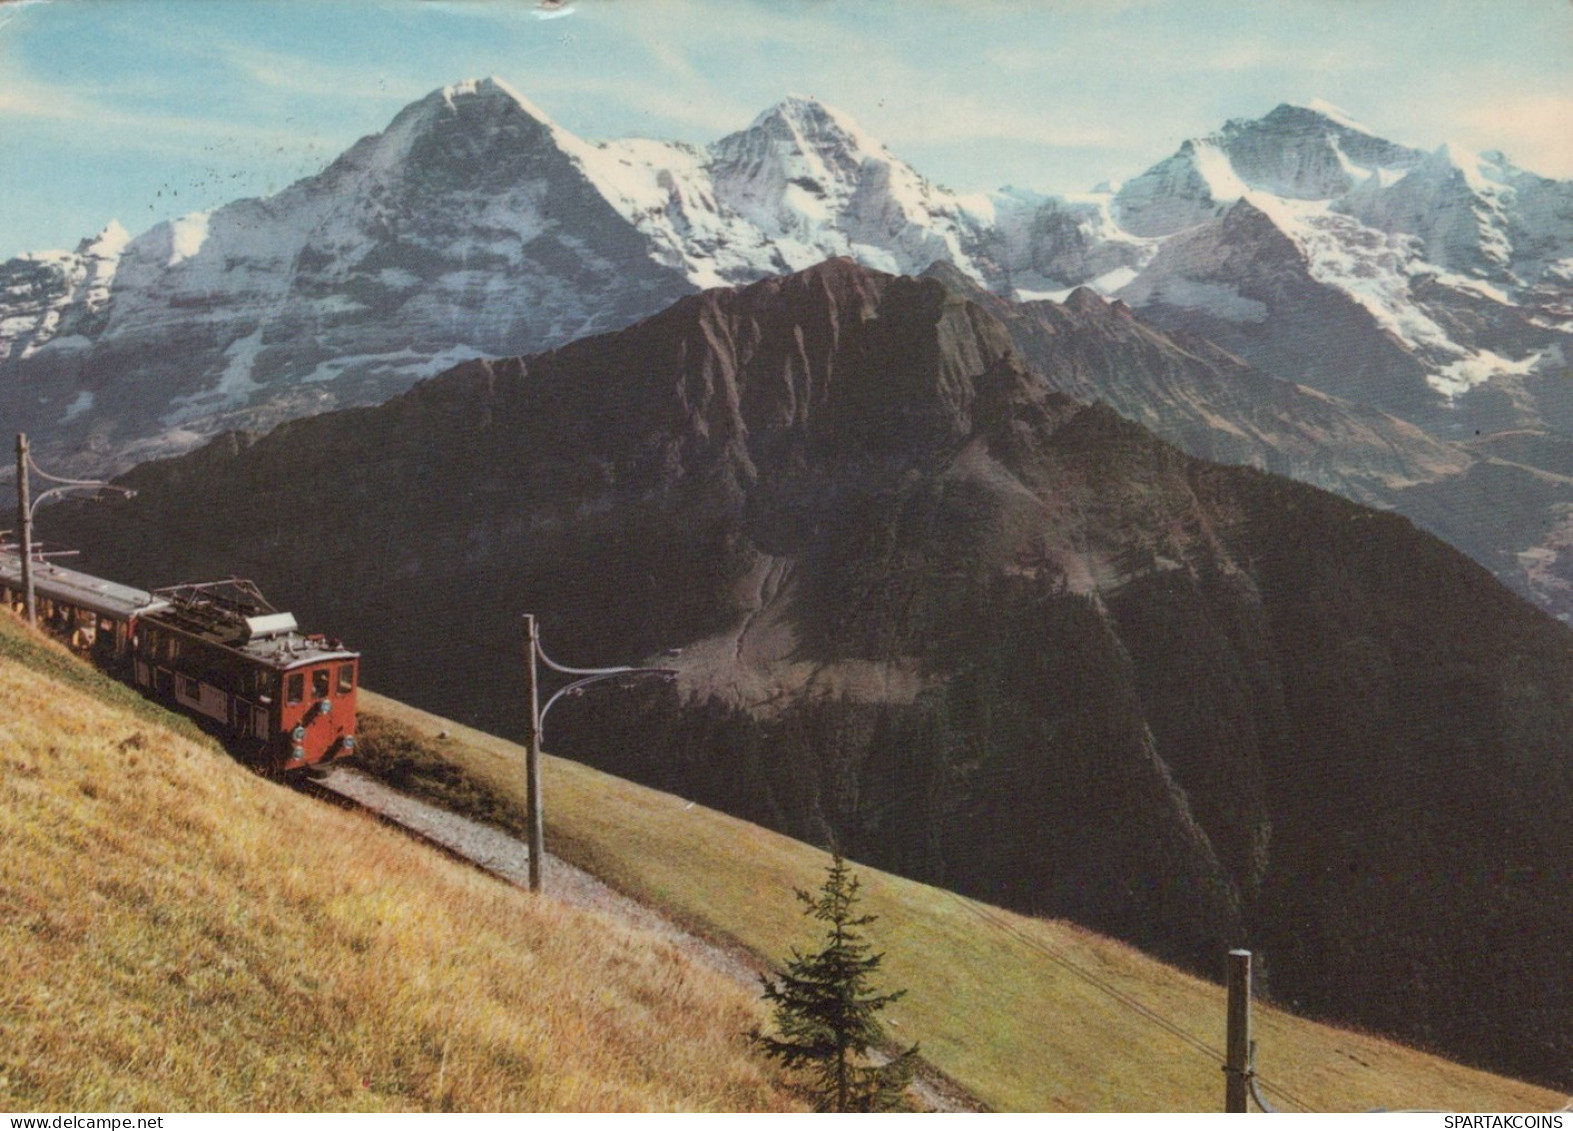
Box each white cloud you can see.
[875,93,1121,153]
[0,82,91,121]
[1460,94,1573,179]
[201,40,428,105]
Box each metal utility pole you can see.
[522,613,545,894]
[16,434,35,626]
[520,613,678,896]
[1225,948,1252,1113]
[10,435,137,628]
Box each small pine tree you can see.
[752,853,920,1112]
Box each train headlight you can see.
[290,745,305,761]
[317,699,332,716]
[292,725,307,743]
[342,735,357,751]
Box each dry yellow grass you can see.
[0,617,801,1112]
[359,690,1567,1114]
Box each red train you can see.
[1,550,358,775]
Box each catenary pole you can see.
[16,434,35,626]
[523,613,544,893]
[1225,948,1252,1113]
[519,615,674,895]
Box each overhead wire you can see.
[939,889,1317,1112]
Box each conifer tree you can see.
[752,853,919,1112]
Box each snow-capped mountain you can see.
[0,79,716,468]
[0,79,1034,470]
[0,219,129,394]
[7,81,1569,473]
[707,95,994,279]
[1092,105,1573,433]
[1112,101,1427,237]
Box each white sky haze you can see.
[1,0,1570,259]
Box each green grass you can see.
[0,613,801,1112]
[356,689,1567,1113]
[3,603,1559,1114]
[0,615,207,742]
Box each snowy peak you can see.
[1104,107,1573,414]
[1341,139,1522,278]
[705,94,987,278]
[1248,101,1380,143]
[1113,101,1431,237]
[410,74,561,132]
[748,93,873,144]
[709,94,889,232]
[315,73,581,200]
[439,76,540,114]
[1302,98,1370,132]
[727,94,883,165]
[1111,140,1243,238]
[79,220,131,260]
[1229,101,1426,177]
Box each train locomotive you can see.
[0,549,358,775]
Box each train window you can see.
[183,675,201,700]
[287,673,304,705]
[337,664,354,694]
[312,669,330,700]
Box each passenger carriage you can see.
[1,551,358,774]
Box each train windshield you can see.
[337,663,355,694]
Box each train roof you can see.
[0,550,171,619]
[1,553,355,670]
[144,610,360,671]
[140,579,358,671]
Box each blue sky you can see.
[1,0,1570,259]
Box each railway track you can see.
[295,764,986,1113]
[297,766,755,978]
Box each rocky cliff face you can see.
[923,262,1471,506]
[51,260,1573,1088]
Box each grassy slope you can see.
[0,616,799,1112]
[358,691,1565,1114]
